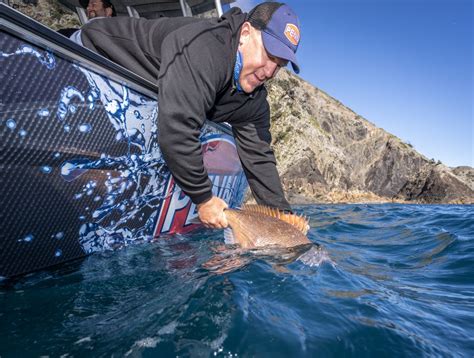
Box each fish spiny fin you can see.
[240,204,309,235]
[241,204,281,219]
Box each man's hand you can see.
[197,196,228,229]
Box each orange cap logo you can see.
[284,23,300,46]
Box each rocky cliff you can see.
[11,0,474,204]
[266,70,474,204]
[8,0,80,30]
[451,166,474,192]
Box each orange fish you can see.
[223,204,310,248]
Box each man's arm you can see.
[157,25,231,227]
[231,101,292,212]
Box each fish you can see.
[198,205,330,274]
[223,204,311,248]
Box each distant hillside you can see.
[266,70,474,204]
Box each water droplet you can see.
[55,249,62,257]
[78,123,92,133]
[40,166,52,174]
[134,110,144,119]
[64,125,71,133]
[19,129,27,137]
[86,181,97,189]
[37,108,49,117]
[19,234,34,242]
[55,232,64,240]
[54,152,61,158]
[122,170,131,178]
[6,119,16,130]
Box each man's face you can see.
[86,0,112,18]
[238,23,288,94]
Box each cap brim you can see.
[262,31,300,74]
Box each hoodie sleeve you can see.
[231,99,292,212]
[157,25,229,205]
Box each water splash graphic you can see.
[0,44,55,69]
[4,43,245,257]
[57,86,85,121]
[54,68,171,253]
[78,123,92,133]
[18,234,34,243]
[54,232,65,240]
[37,108,50,117]
[40,166,53,174]
[6,118,16,130]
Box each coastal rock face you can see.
[266,70,473,204]
[451,166,474,191]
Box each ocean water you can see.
[1,204,473,357]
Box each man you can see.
[80,2,301,229]
[59,0,115,40]
[82,0,116,19]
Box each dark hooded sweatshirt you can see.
[81,8,291,211]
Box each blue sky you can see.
[231,0,473,167]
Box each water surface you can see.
[1,204,473,356]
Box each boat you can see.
[0,0,247,278]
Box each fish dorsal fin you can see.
[240,204,310,235]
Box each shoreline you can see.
[285,192,474,206]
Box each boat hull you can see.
[0,8,247,278]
